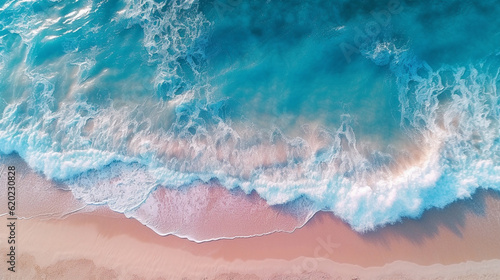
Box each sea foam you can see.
[0,0,499,239]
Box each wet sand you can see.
[1,154,500,279]
[0,189,499,279]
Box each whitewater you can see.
[0,0,499,240]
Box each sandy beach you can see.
[1,163,500,279]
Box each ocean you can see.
[1,0,499,240]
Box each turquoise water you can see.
[1,0,500,238]
[203,0,403,144]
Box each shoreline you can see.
[1,189,499,279]
[1,154,500,278]
[2,205,500,279]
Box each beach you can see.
[1,156,500,279]
[1,191,500,279]
[2,0,500,279]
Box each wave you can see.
[0,0,499,240]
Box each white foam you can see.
[1,0,500,237]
